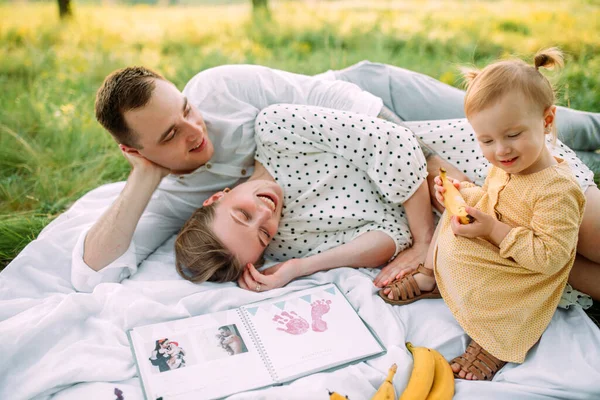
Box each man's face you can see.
[123,79,214,174]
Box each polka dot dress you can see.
[405,119,596,192]
[254,104,428,262]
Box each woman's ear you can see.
[203,192,226,207]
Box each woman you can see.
[174,103,435,291]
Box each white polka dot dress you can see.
[405,119,596,192]
[254,104,428,262]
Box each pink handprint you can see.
[311,299,332,332]
[272,311,309,335]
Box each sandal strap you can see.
[416,263,434,277]
[452,340,506,381]
[388,273,421,301]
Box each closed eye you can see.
[240,210,250,221]
[508,132,522,138]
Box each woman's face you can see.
[206,180,284,267]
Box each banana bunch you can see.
[371,363,397,400]
[439,168,473,224]
[399,343,454,400]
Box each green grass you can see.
[1,1,599,267]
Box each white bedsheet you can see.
[1,182,599,400]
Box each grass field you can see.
[1,0,599,267]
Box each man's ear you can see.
[120,144,141,156]
[203,192,226,207]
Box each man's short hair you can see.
[95,66,165,148]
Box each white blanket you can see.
[1,182,599,400]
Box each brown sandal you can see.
[451,340,507,381]
[377,264,441,305]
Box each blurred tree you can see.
[252,0,270,19]
[58,0,73,19]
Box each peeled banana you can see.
[439,168,473,224]
[399,343,435,400]
[329,390,349,399]
[425,348,455,400]
[371,363,397,400]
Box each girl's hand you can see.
[373,241,429,288]
[433,175,461,209]
[237,259,301,292]
[450,206,495,239]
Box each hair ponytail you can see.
[460,66,481,90]
[534,47,564,71]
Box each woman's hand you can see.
[237,259,302,292]
[373,241,429,288]
[433,175,461,209]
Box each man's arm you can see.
[82,155,167,271]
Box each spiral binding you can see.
[237,308,279,383]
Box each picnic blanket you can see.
[1,181,599,400]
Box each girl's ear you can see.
[203,192,226,207]
[544,105,557,129]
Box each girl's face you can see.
[204,180,284,267]
[469,91,556,175]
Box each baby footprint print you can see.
[311,299,332,332]
[272,311,309,335]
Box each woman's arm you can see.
[238,231,396,291]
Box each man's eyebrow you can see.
[157,97,188,144]
[230,212,268,247]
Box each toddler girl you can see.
[381,48,586,380]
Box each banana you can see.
[371,363,397,400]
[329,390,349,399]
[399,343,436,400]
[439,167,473,224]
[425,349,455,400]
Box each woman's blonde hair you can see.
[174,204,265,284]
[461,47,564,140]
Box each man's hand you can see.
[433,174,461,209]
[121,148,170,180]
[237,259,302,292]
[426,155,470,213]
[373,241,429,288]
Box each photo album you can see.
[127,283,386,400]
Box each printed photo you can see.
[193,324,249,362]
[216,324,248,356]
[148,338,188,374]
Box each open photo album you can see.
[127,284,386,400]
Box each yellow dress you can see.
[433,159,586,363]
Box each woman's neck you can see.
[248,160,276,183]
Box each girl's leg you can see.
[569,186,600,300]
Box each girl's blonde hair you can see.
[461,47,564,140]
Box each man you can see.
[73,62,600,299]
